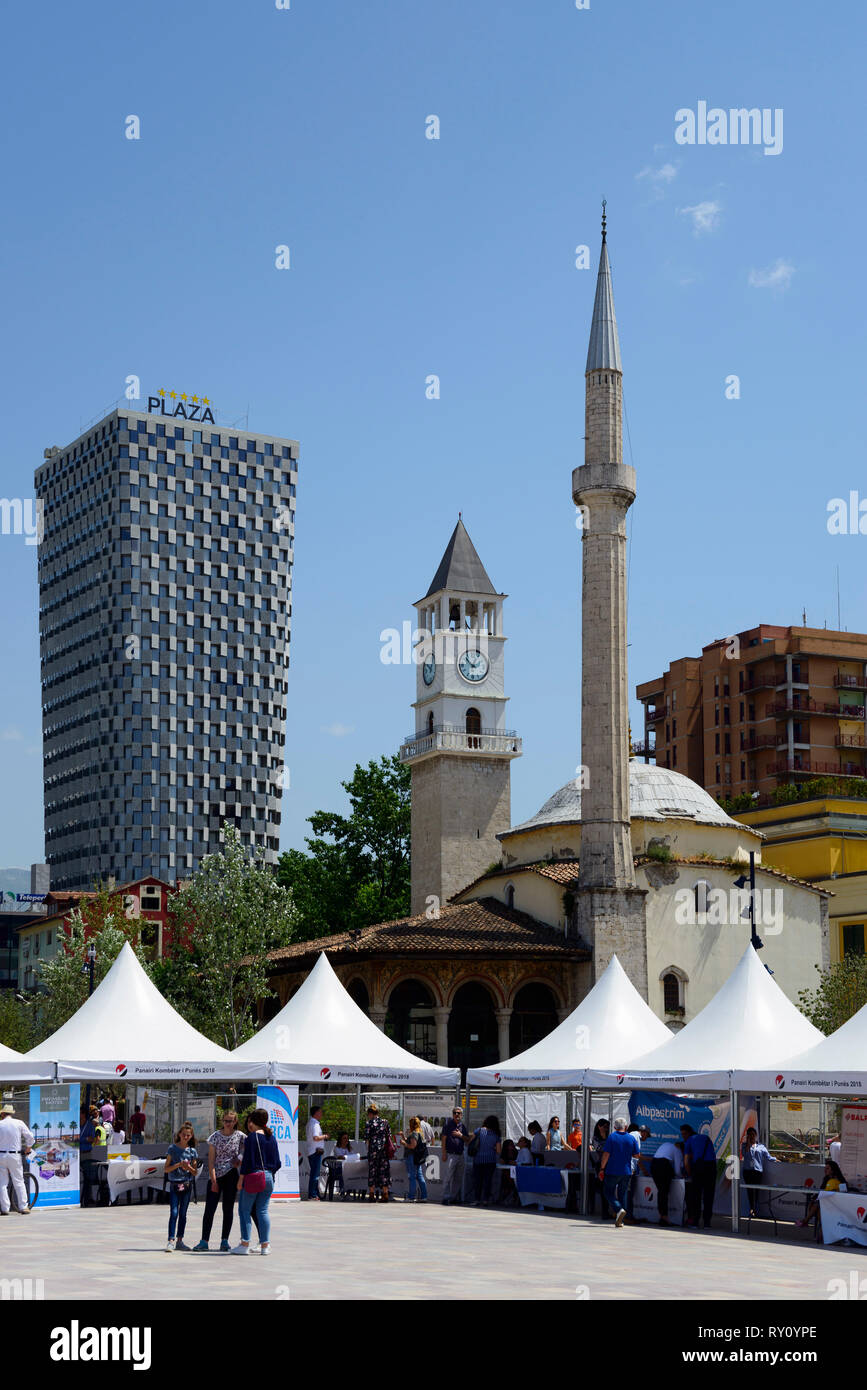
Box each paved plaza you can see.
[2,1202,862,1301]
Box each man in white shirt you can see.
[649,1140,683,1225]
[419,1117,435,1144]
[305,1106,328,1201]
[0,1098,35,1216]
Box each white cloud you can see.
[678,200,722,234]
[321,722,355,738]
[636,162,678,190]
[748,259,795,291]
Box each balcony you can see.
[746,671,783,691]
[836,734,867,749]
[400,725,522,762]
[631,740,655,758]
[834,673,867,691]
[766,698,865,720]
[645,709,666,723]
[744,735,780,751]
[767,758,867,781]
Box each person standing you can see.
[305,1105,328,1201]
[565,1119,583,1152]
[441,1105,469,1205]
[233,1109,282,1255]
[129,1105,146,1146]
[0,1097,34,1216]
[99,1095,116,1129]
[398,1117,429,1203]
[598,1118,639,1228]
[547,1116,567,1153]
[164,1121,199,1252]
[471,1115,502,1206]
[419,1116,435,1145]
[649,1139,683,1225]
[681,1125,717,1229]
[528,1121,547,1166]
[364,1103,393,1202]
[740,1126,778,1218]
[193,1110,245,1252]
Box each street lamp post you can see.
[734,850,773,971]
[81,942,97,1114]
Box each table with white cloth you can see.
[818,1191,867,1246]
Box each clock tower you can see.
[399,519,522,915]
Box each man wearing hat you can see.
[0,1095,35,1215]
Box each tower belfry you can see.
[399,520,522,915]
[572,210,648,993]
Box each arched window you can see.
[448,982,498,1073]
[466,707,481,749]
[386,980,436,1063]
[347,978,369,1015]
[505,883,515,910]
[509,982,558,1055]
[663,973,681,1012]
[427,711,434,736]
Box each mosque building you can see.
[265,217,829,1072]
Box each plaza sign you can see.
[147,390,215,423]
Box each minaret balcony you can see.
[400,725,522,762]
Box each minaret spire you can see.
[572,211,648,996]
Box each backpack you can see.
[412,1135,428,1165]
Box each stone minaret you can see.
[572,207,648,994]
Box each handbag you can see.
[385,1127,396,1160]
[243,1133,268,1193]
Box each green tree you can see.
[35,887,152,1039]
[0,990,38,1052]
[798,953,867,1034]
[277,755,411,940]
[158,824,298,1049]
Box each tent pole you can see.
[580,1085,591,1217]
[354,1085,361,1142]
[730,1089,740,1235]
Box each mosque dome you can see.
[508,761,745,836]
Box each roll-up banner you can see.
[256,1085,299,1200]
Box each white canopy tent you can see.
[0,1039,55,1084]
[584,945,823,1092]
[232,952,460,1086]
[466,954,671,1088]
[734,996,867,1095]
[25,943,266,1082]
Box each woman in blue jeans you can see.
[232,1110,282,1256]
[165,1121,199,1252]
[399,1117,428,1202]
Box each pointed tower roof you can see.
[585,203,622,374]
[424,518,497,598]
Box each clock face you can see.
[422,656,436,686]
[458,649,489,683]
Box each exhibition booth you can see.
[3,943,866,1243]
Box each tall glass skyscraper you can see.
[36,401,298,890]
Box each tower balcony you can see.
[400,724,522,763]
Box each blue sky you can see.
[0,0,863,869]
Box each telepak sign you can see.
[147,389,215,423]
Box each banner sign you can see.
[819,1191,867,1246]
[28,1084,80,1208]
[840,1105,867,1192]
[256,1085,299,1200]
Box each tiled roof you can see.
[454,854,825,898]
[266,897,587,968]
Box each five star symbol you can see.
[154,387,212,406]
